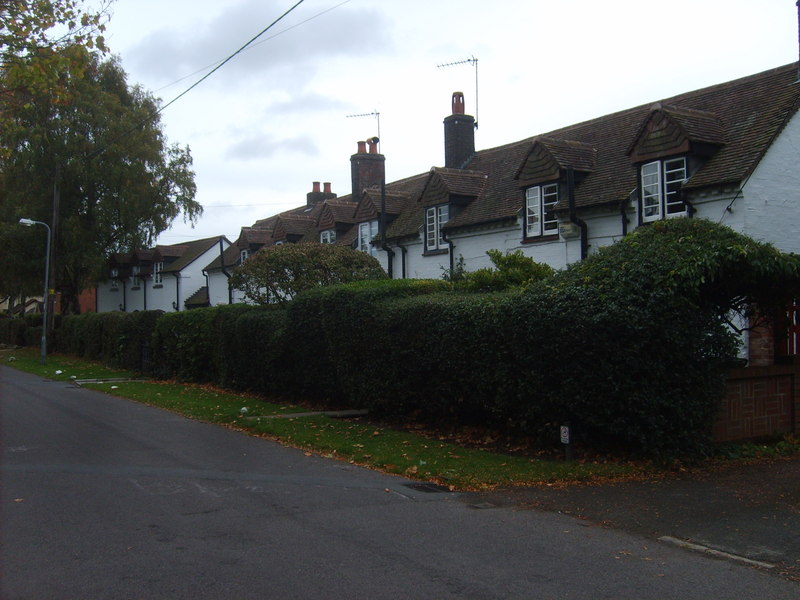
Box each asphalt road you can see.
[2,365,798,599]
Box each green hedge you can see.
[215,304,288,394]
[282,279,453,404]
[0,315,27,346]
[53,311,163,372]
[150,304,288,394]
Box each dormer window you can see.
[320,229,336,244]
[239,249,249,264]
[425,205,449,252]
[641,157,687,222]
[357,221,378,256]
[525,183,559,238]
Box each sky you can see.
[102,0,800,246]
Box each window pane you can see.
[542,184,559,234]
[641,161,662,221]
[526,187,541,236]
[664,158,687,216]
[437,205,449,247]
[426,207,437,249]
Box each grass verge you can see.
[2,346,645,490]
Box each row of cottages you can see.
[99,63,800,345]
[203,64,800,312]
[94,63,800,441]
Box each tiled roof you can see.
[387,62,799,237]
[161,236,227,273]
[238,227,274,247]
[321,199,359,225]
[204,242,241,271]
[154,243,187,258]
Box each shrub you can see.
[459,249,554,292]
[229,242,388,305]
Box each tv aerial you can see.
[437,55,479,129]
[346,110,381,150]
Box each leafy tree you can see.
[229,243,389,305]
[1,0,111,153]
[0,48,201,314]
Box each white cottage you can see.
[96,236,230,312]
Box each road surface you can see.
[2,365,797,599]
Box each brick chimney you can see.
[444,91,475,169]
[350,137,385,199]
[307,181,337,207]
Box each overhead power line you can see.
[86,0,308,160]
[159,0,307,113]
[153,0,353,94]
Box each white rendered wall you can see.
[96,282,122,312]
[737,112,800,253]
[206,270,230,306]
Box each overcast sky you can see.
[103,0,799,246]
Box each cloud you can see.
[122,0,393,91]
[266,91,350,115]
[225,132,318,160]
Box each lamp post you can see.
[19,218,52,365]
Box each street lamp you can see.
[19,218,52,365]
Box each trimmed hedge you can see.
[0,315,28,346]
[215,304,288,394]
[53,310,164,372]
[150,304,288,394]
[282,279,453,403]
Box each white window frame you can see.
[239,249,249,264]
[131,265,141,288]
[153,262,163,285]
[320,229,336,244]
[641,157,687,223]
[110,268,119,290]
[425,204,449,251]
[357,221,379,256]
[525,183,559,238]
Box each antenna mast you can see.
[346,111,381,150]
[437,56,479,128]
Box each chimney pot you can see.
[312,181,321,193]
[323,182,332,194]
[368,137,379,154]
[357,141,367,154]
[452,91,465,115]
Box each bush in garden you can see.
[229,242,388,305]
[458,249,554,292]
[499,218,800,455]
